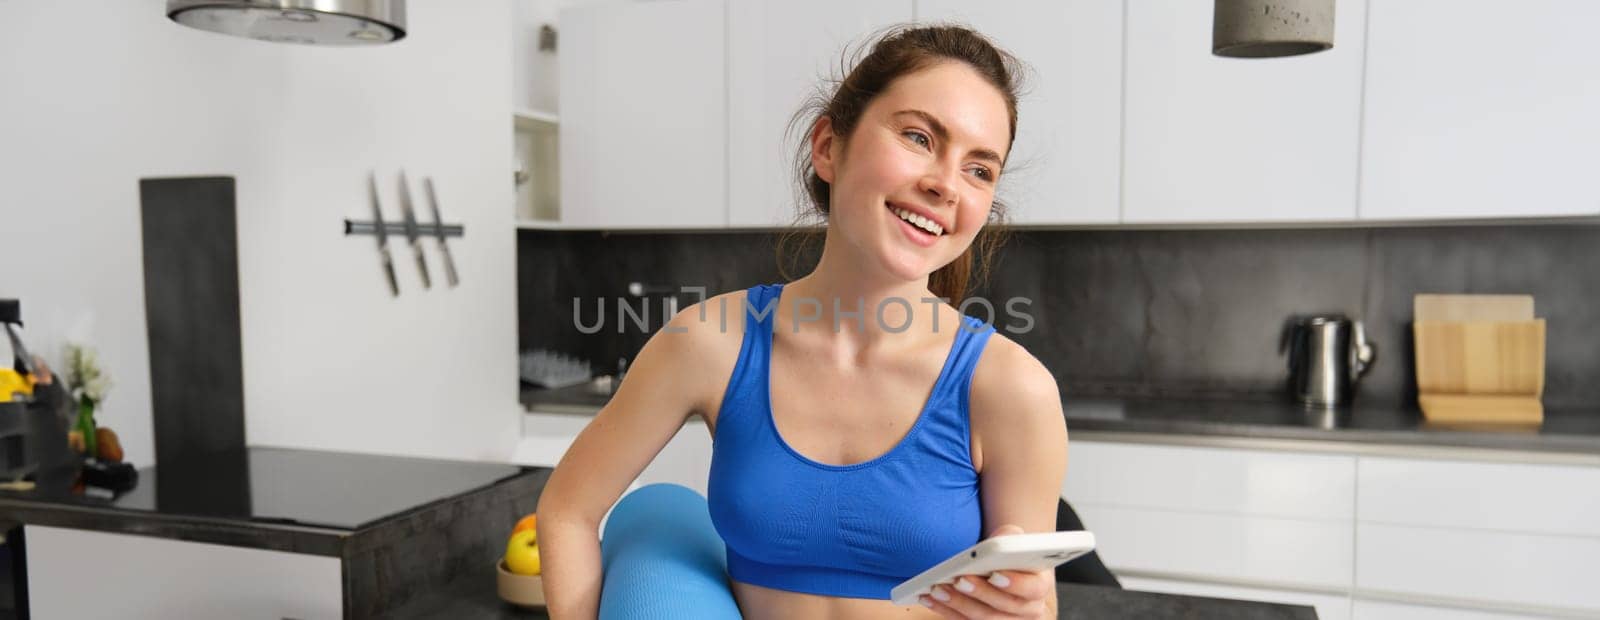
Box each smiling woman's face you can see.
[812,60,1012,284]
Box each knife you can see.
[368,172,399,297]
[397,170,431,289]
[424,177,460,287]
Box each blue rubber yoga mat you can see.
[599,484,743,619]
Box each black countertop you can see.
[0,446,531,556]
[523,384,1600,456]
[0,446,548,617]
[394,575,1316,619]
[521,381,617,412]
[1060,397,1600,454]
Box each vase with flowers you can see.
[65,343,112,460]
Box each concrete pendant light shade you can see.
[167,0,406,46]
[1213,0,1334,58]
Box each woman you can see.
[538,25,1068,619]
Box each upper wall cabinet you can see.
[916,1,1123,226]
[559,0,726,229]
[726,0,914,228]
[1359,0,1600,220]
[1122,0,1368,224]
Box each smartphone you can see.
[890,531,1096,607]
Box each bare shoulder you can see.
[968,331,1066,458]
[649,289,751,421]
[659,288,750,345]
[967,330,1068,533]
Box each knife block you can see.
[1412,295,1545,425]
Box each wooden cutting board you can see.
[1418,394,1544,426]
[1413,320,1545,395]
[1413,294,1533,322]
[1412,294,1544,424]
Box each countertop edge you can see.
[0,460,549,561]
[521,402,606,416]
[523,400,1600,463]
[0,497,350,557]
[1068,429,1600,467]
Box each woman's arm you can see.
[925,336,1068,619]
[536,300,730,619]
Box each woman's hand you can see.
[919,525,1056,619]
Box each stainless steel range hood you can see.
[167,0,406,46]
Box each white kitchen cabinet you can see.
[511,0,563,228]
[1069,437,1600,618]
[516,409,713,539]
[558,0,726,229]
[634,417,714,496]
[516,410,712,495]
[26,525,342,619]
[1356,523,1600,615]
[1352,599,1550,620]
[1355,456,1600,616]
[1076,504,1354,590]
[915,0,1122,225]
[1065,441,1357,590]
[1121,0,1368,223]
[1357,456,1600,537]
[1064,440,1357,519]
[726,0,913,228]
[512,409,594,467]
[1359,0,1600,220]
[513,110,561,227]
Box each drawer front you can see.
[513,411,592,467]
[1358,456,1600,537]
[516,413,711,496]
[522,410,594,438]
[1066,440,1356,519]
[1352,599,1550,620]
[1357,523,1600,613]
[1123,576,1351,620]
[1076,504,1354,589]
[26,525,342,618]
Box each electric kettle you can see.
[1281,314,1376,407]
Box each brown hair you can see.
[776,24,1024,303]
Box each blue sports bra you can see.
[707,283,996,600]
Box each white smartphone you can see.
[890,531,1096,607]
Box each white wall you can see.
[0,1,521,465]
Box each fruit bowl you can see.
[496,558,546,608]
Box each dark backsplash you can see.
[518,223,1600,410]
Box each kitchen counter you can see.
[393,574,1317,619]
[523,385,1600,460]
[521,380,618,414]
[1061,396,1600,457]
[0,446,548,617]
[6,439,1315,618]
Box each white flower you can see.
[86,376,112,403]
[63,342,112,406]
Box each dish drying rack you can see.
[520,349,592,389]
